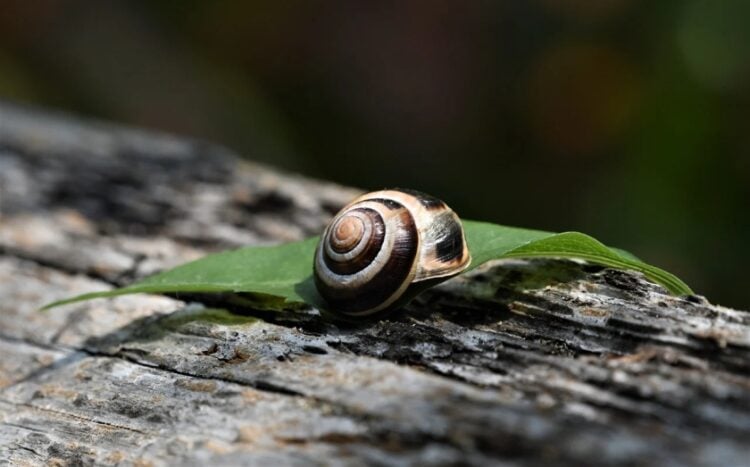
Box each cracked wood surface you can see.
[0,103,749,467]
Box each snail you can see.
[314,189,471,317]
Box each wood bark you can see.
[0,103,748,466]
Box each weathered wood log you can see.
[1,102,749,466]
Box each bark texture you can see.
[0,103,749,467]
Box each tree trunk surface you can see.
[0,103,748,467]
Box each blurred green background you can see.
[1,0,748,308]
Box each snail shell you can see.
[314,189,471,316]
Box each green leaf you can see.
[43,237,322,310]
[463,221,691,295]
[42,220,692,310]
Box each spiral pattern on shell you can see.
[314,189,471,316]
